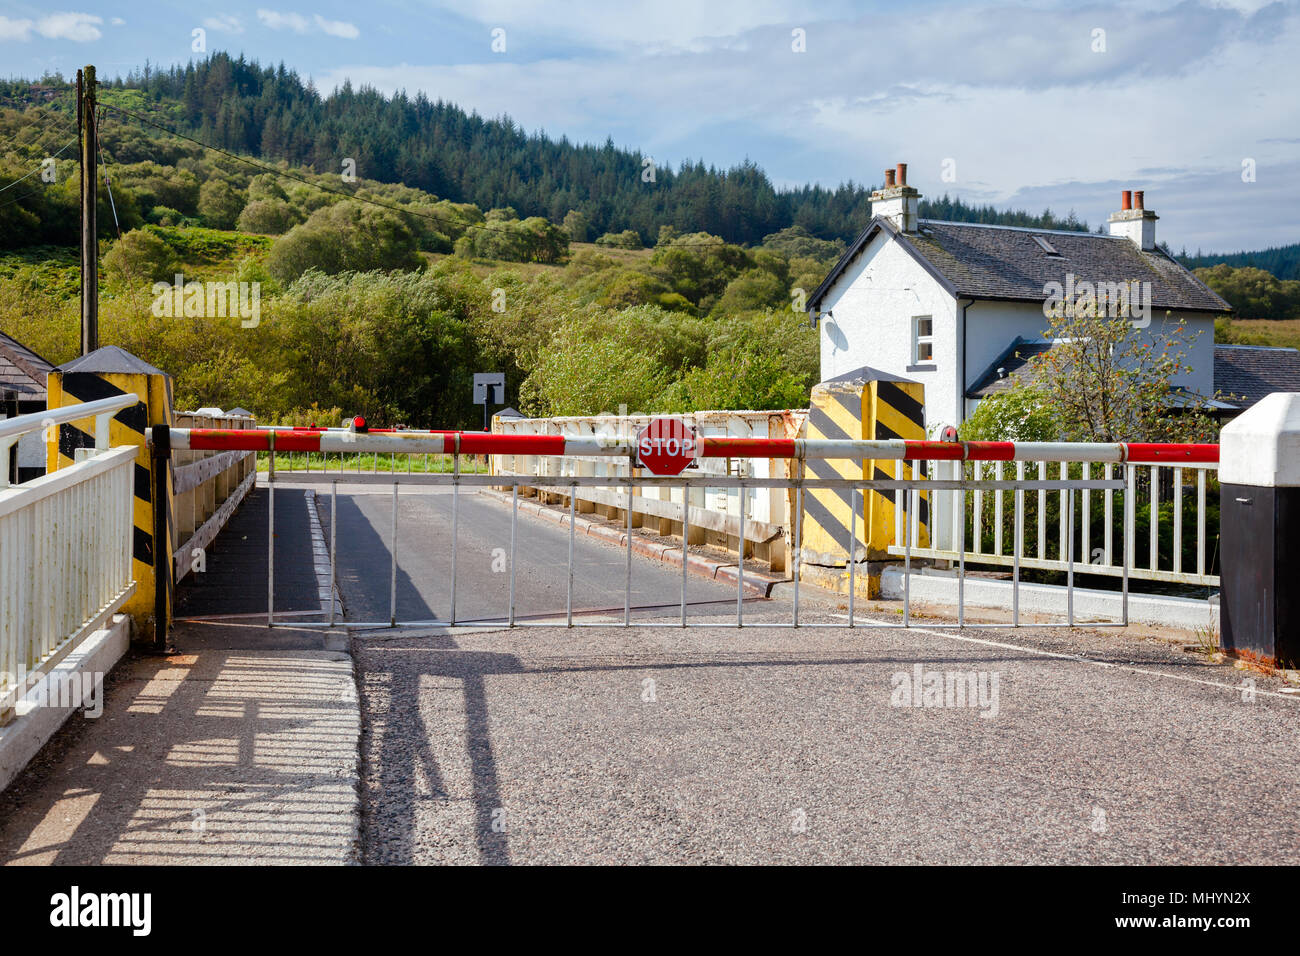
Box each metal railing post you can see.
[680,486,688,628]
[1123,464,1133,626]
[329,480,337,627]
[793,483,802,628]
[267,470,274,628]
[450,453,459,625]
[737,479,745,627]
[389,482,398,627]
[958,470,966,629]
[903,487,912,628]
[624,480,633,627]
[151,424,172,651]
[1013,462,1023,627]
[1067,486,1075,626]
[509,484,518,627]
[567,485,576,628]
[847,487,856,628]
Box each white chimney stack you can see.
[870,162,920,233]
[1108,189,1158,250]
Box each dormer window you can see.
[1031,235,1062,256]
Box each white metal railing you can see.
[0,396,139,718]
[891,459,1220,588]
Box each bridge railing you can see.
[0,396,138,720]
[901,458,1219,587]
[171,410,258,583]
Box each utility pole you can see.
[77,65,98,356]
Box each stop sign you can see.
[636,418,699,476]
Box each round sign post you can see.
[636,418,699,476]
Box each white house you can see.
[806,163,1232,430]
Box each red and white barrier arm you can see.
[163,428,1219,465]
[703,438,1219,464]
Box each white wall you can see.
[817,232,960,429]
[965,301,1216,419]
[817,231,1217,428]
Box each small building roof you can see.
[966,337,1057,398]
[819,364,919,388]
[809,216,1232,315]
[970,337,1238,411]
[1214,345,1300,410]
[58,345,165,376]
[0,330,56,402]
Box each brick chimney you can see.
[1108,189,1158,250]
[870,161,920,233]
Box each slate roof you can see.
[1214,345,1300,410]
[966,337,1058,398]
[0,330,55,402]
[809,216,1232,315]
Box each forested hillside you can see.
[1180,243,1300,281]
[0,54,1089,247]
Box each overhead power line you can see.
[0,138,77,193]
[95,108,121,237]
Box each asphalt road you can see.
[324,485,744,625]
[323,485,1300,865]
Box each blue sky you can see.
[2,0,1298,251]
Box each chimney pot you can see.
[896,163,907,186]
[884,169,895,188]
[1134,190,1144,210]
[1121,190,1131,211]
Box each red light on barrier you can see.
[353,416,368,432]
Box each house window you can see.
[912,315,934,365]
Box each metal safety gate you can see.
[159,423,1218,632]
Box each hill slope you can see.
[1,54,1091,247]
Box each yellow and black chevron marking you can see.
[869,378,930,543]
[46,368,174,638]
[801,371,928,567]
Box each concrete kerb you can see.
[0,613,131,794]
[479,487,780,597]
[880,565,1219,633]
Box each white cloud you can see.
[0,12,104,42]
[35,12,103,42]
[425,0,851,53]
[111,17,125,27]
[256,9,358,38]
[203,15,244,34]
[0,17,34,41]
[257,10,311,32]
[314,14,359,39]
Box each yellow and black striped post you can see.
[799,367,928,597]
[45,347,174,642]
